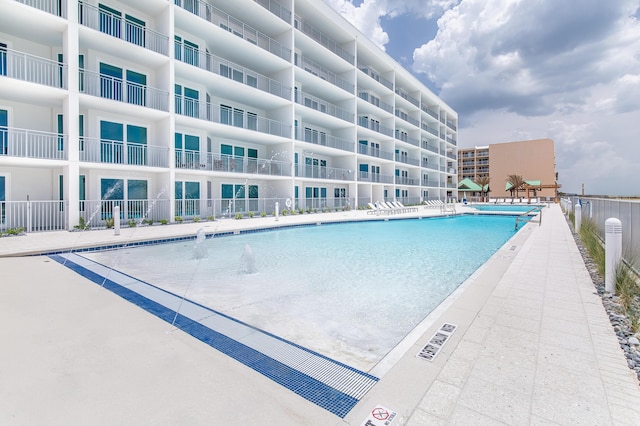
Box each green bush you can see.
[104,217,115,229]
[234,213,243,220]
[74,217,89,230]
[206,215,215,221]
[193,216,201,222]
[260,211,267,217]
[159,219,168,225]
[175,216,183,223]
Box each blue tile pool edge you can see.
[49,253,376,418]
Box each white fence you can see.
[563,197,640,262]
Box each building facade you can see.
[0,0,458,232]
[458,139,558,199]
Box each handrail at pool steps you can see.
[515,206,542,229]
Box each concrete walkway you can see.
[1,204,639,425]
[402,204,640,425]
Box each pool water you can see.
[472,204,543,212]
[84,214,519,371]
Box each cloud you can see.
[324,0,459,50]
[412,0,640,118]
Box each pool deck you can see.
[1,204,639,424]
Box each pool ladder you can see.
[515,206,543,230]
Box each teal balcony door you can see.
[0,109,7,155]
[100,62,122,101]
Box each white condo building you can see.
[0,0,458,231]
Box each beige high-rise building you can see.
[458,139,558,199]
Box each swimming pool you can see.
[81,214,520,371]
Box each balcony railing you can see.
[175,0,291,61]
[395,110,420,127]
[79,137,169,167]
[0,48,66,89]
[357,144,394,160]
[395,89,419,107]
[295,54,354,93]
[357,63,393,90]
[422,143,439,154]
[446,135,457,145]
[295,90,354,122]
[358,92,393,114]
[395,131,420,148]
[175,151,291,176]
[80,69,169,111]
[175,43,290,99]
[295,165,355,181]
[357,172,394,184]
[78,1,169,56]
[446,120,457,131]
[395,155,420,166]
[422,179,435,187]
[423,163,439,171]
[253,0,291,23]
[295,130,354,153]
[358,117,394,137]
[0,127,67,160]
[421,105,438,119]
[421,123,439,136]
[395,176,420,186]
[175,96,291,138]
[294,16,354,64]
[14,0,66,17]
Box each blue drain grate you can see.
[51,253,378,418]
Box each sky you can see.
[325,0,640,196]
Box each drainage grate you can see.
[416,323,457,361]
[51,253,378,418]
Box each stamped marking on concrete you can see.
[417,323,458,362]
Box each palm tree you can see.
[476,175,491,202]
[506,174,525,198]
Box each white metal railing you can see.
[174,151,291,176]
[358,116,394,137]
[295,90,354,122]
[0,200,67,232]
[0,48,66,88]
[80,68,169,111]
[0,127,67,160]
[79,137,169,167]
[295,129,354,153]
[358,92,393,114]
[253,0,291,23]
[78,1,169,55]
[357,144,394,160]
[175,0,291,61]
[357,63,393,90]
[14,0,66,17]
[295,165,355,181]
[175,42,290,99]
[175,96,291,138]
[295,54,354,93]
[357,172,394,184]
[295,16,354,64]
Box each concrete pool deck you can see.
[1,204,639,424]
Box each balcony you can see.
[176,151,291,176]
[357,63,393,90]
[358,172,394,184]
[395,154,420,166]
[446,152,456,160]
[295,16,354,64]
[295,90,354,122]
[0,48,66,89]
[176,43,290,100]
[358,116,394,137]
[175,96,291,138]
[296,54,354,93]
[80,69,169,111]
[357,144,394,161]
[422,142,439,154]
[446,119,457,131]
[395,109,419,127]
[421,123,439,137]
[421,105,438,119]
[175,0,291,61]
[14,0,66,18]
[395,176,420,186]
[423,163,439,171]
[394,131,419,148]
[358,92,393,114]
[80,137,169,167]
[422,179,435,187]
[295,130,354,153]
[78,1,169,56]
[253,0,291,23]
[0,127,67,160]
[395,89,419,107]
[296,164,355,181]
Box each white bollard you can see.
[113,205,121,236]
[575,203,582,233]
[275,201,279,222]
[605,217,622,293]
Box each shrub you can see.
[193,216,201,222]
[234,213,243,220]
[104,217,115,229]
[74,217,89,230]
[143,218,153,226]
[206,215,215,221]
[127,219,137,227]
[175,216,183,223]
[248,211,254,218]
[159,219,168,225]
[260,211,267,218]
